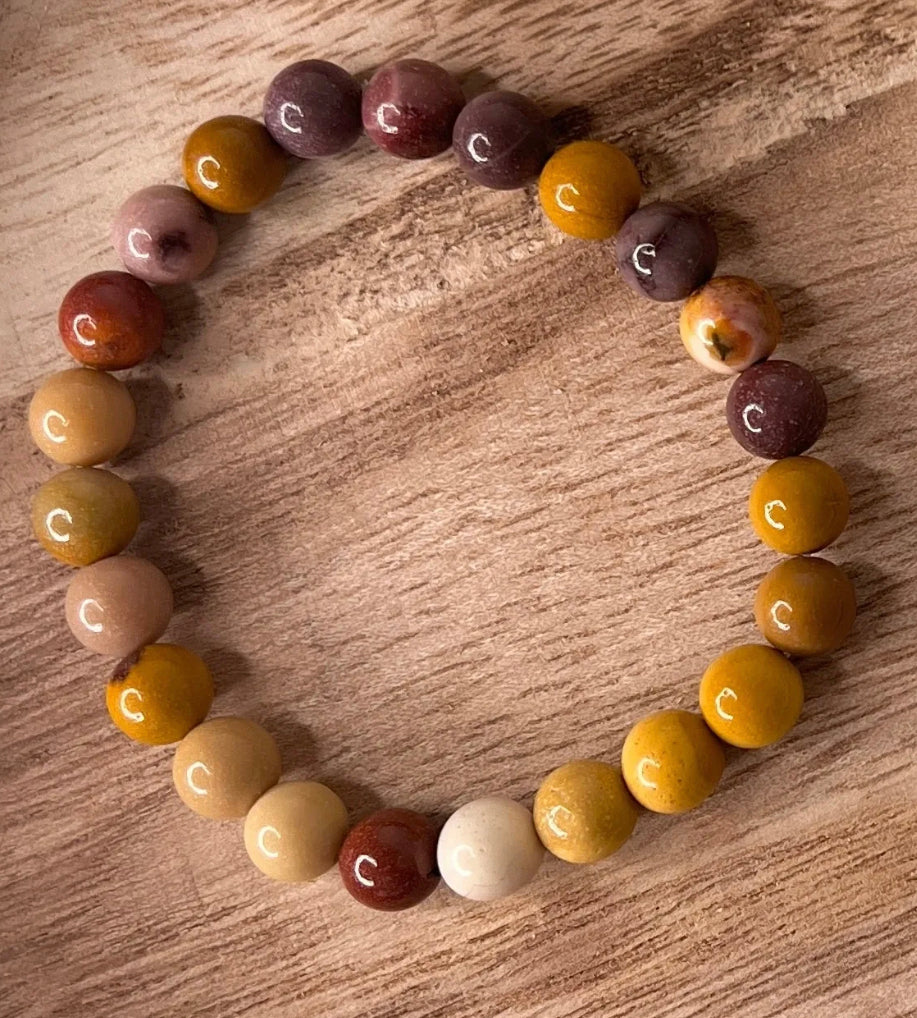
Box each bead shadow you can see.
[197,645,253,696]
[317,775,385,823]
[259,711,318,780]
[151,282,206,364]
[123,374,175,459]
[765,281,825,346]
[709,206,759,266]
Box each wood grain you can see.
[1,1,917,1016]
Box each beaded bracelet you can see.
[26,56,856,909]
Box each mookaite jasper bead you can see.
[107,644,213,744]
[755,556,856,656]
[362,59,465,159]
[699,645,804,749]
[621,709,725,814]
[263,60,363,158]
[680,276,781,374]
[244,781,349,882]
[31,467,140,567]
[539,140,642,240]
[749,456,849,555]
[183,116,287,214]
[173,717,282,820]
[65,556,173,657]
[533,759,639,864]
[338,808,440,910]
[112,185,218,284]
[614,202,718,302]
[29,368,136,466]
[436,795,543,901]
[452,90,551,189]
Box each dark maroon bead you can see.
[362,59,465,159]
[452,90,551,189]
[726,360,828,459]
[263,60,362,158]
[614,202,718,302]
[338,808,440,911]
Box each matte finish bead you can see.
[173,717,282,820]
[112,185,218,284]
[65,556,173,657]
[107,643,214,745]
[362,59,465,159]
[338,808,440,910]
[533,760,639,864]
[726,360,828,459]
[614,202,718,302]
[621,710,725,814]
[749,456,849,554]
[755,557,856,656]
[31,467,140,567]
[29,368,136,466]
[263,59,363,158]
[452,90,551,189]
[244,781,349,881]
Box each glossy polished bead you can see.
[538,140,642,241]
[755,557,856,656]
[621,710,725,814]
[436,795,543,901]
[244,781,349,881]
[182,115,287,214]
[338,807,440,910]
[614,202,718,301]
[112,185,218,284]
[263,59,363,158]
[699,645,804,749]
[533,760,639,864]
[726,360,828,459]
[106,643,213,745]
[31,467,139,567]
[362,59,465,159]
[173,717,282,820]
[29,368,136,466]
[452,90,551,189]
[65,556,173,657]
[749,456,849,555]
[680,276,781,374]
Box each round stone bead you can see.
[680,276,781,374]
[263,59,363,158]
[106,643,214,745]
[726,360,828,459]
[65,556,173,657]
[436,795,543,901]
[31,467,140,567]
[538,140,642,241]
[29,368,136,466]
[112,185,218,284]
[754,557,856,656]
[362,58,465,159]
[338,807,440,910]
[173,717,282,820]
[182,115,288,214]
[699,645,804,749]
[533,759,639,864]
[621,710,725,814]
[244,781,349,881]
[614,202,718,302]
[452,90,551,189]
[749,456,849,555]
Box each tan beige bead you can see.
[244,781,349,881]
[28,368,136,466]
[173,717,282,820]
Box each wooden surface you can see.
[1,1,917,1015]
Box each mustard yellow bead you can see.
[538,140,642,240]
[699,645,804,749]
[533,759,639,864]
[106,644,214,745]
[749,456,849,555]
[621,709,725,814]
